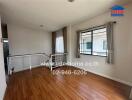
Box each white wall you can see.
[68,3,132,86]
[8,24,52,72]
[0,17,6,100]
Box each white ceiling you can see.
[0,0,131,32]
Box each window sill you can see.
[80,53,107,57]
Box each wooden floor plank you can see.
[4,66,131,100]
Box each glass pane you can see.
[93,28,107,56]
[80,32,92,54]
[55,31,64,53]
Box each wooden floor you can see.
[4,66,131,100]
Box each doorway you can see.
[1,23,9,81]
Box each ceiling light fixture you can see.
[40,25,44,27]
[68,0,74,2]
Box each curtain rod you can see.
[78,21,116,33]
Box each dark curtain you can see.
[106,22,114,64]
[52,32,56,54]
[76,31,80,58]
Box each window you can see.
[3,39,9,43]
[55,31,64,53]
[80,27,107,56]
[80,32,92,54]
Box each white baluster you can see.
[29,55,32,70]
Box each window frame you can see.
[103,40,107,50]
[80,31,92,55]
[80,26,107,57]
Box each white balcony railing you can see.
[7,52,67,74]
[7,53,50,74]
[49,53,67,71]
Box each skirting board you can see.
[14,65,46,72]
[86,69,132,86]
[2,83,7,100]
[66,65,132,86]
